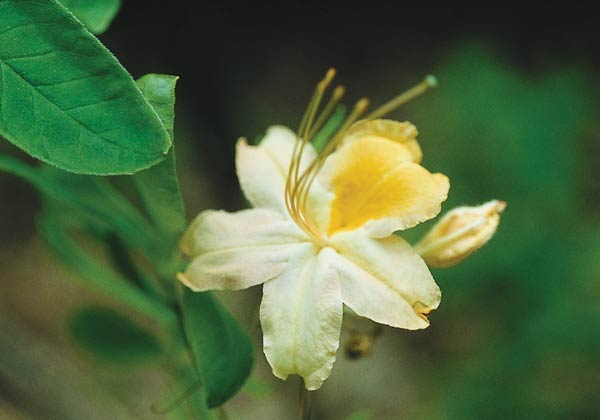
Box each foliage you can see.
[0,0,170,174]
[181,289,254,408]
[68,306,163,365]
[0,2,254,417]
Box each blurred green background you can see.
[1,3,598,419]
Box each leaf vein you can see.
[33,72,106,88]
[64,96,121,113]
[0,20,58,37]
[4,49,58,62]
[0,58,131,151]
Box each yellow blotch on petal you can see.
[344,119,423,163]
[322,129,449,236]
[415,200,506,268]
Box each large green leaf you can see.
[59,0,121,34]
[133,74,186,252]
[181,289,254,408]
[0,0,170,174]
[69,306,163,365]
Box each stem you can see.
[151,377,202,415]
[173,283,217,419]
[37,212,179,334]
[218,406,230,420]
[299,380,312,420]
[106,233,167,299]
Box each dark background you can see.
[104,2,600,211]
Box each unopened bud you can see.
[344,327,382,360]
[415,200,506,268]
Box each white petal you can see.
[328,229,441,330]
[235,125,318,215]
[178,208,307,291]
[261,247,343,390]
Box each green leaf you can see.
[59,0,121,34]
[136,74,177,140]
[69,306,163,365]
[133,74,186,252]
[0,0,170,174]
[37,211,177,331]
[0,155,157,254]
[181,289,254,408]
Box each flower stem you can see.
[299,381,312,420]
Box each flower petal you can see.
[344,119,423,163]
[236,125,318,215]
[261,247,343,390]
[328,229,441,330]
[320,130,449,237]
[178,208,307,291]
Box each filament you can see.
[285,69,336,242]
[296,98,370,220]
[285,71,436,245]
[365,75,437,120]
[307,85,346,139]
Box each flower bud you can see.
[344,327,382,360]
[415,200,506,268]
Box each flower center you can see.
[284,69,437,246]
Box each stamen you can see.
[286,72,436,245]
[292,87,350,223]
[287,79,321,197]
[313,97,370,163]
[285,69,337,243]
[301,97,369,184]
[308,85,346,139]
[365,75,437,120]
[294,69,337,180]
[289,71,332,175]
[294,98,370,235]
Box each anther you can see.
[354,98,370,114]
[318,68,336,91]
[333,85,346,99]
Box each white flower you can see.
[178,72,502,389]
